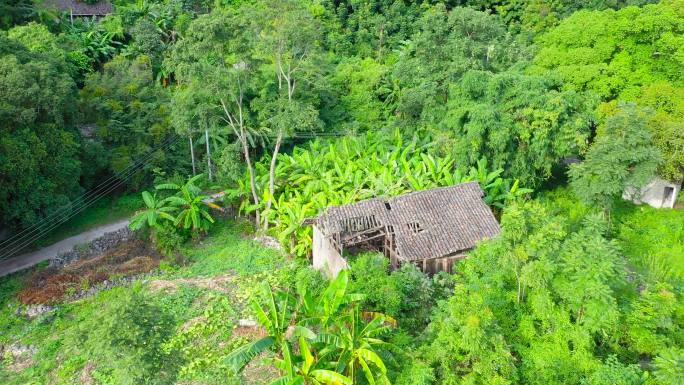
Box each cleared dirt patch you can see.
[17,240,162,305]
[148,275,236,293]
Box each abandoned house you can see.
[44,0,114,23]
[309,181,501,277]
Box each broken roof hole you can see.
[407,222,424,234]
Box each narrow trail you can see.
[0,219,130,278]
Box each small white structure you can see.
[624,177,681,209]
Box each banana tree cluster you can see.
[129,174,216,236]
[230,131,531,257]
[226,270,395,385]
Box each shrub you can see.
[349,253,402,316]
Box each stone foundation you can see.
[49,227,136,268]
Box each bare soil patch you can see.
[147,275,236,293]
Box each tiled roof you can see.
[317,182,501,261]
[44,0,113,16]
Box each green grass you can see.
[175,220,287,278]
[613,202,684,284]
[0,218,295,385]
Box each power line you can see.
[0,136,178,251]
[0,137,179,260]
[0,136,181,260]
[0,131,347,260]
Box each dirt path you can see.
[0,219,130,278]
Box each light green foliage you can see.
[235,131,527,256]
[532,1,684,101]
[428,201,635,385]
[533,0,684,180]
[130,174,216,246]
[614,203,684,284]
[490,0,657,35]
[60,285,179,384]
[162,296,237,383]
[635,83,684,181]
[651,347,684,385]
[582,355,644,385]
[8,22,66,60]
[349,253,449,332]
[226,270,394,384]
[129,191,176,231]
[157,174,216,234]
[349,254,402,317]
[442,70,595,187]
[625,284,682,355]
[0,221,292,385]
[569,103,661,212]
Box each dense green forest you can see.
[0,0,682,384]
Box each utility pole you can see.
[205,129,212,181]
[189,135,196,175]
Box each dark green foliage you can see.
[0,34,81,230]
[442,70,595,187]
[394,4,527,121]
[80,55,186,188]
[0,0,33,29]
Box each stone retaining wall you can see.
[49,227,136,268]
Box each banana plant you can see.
[269,337,352,385]
[236,133,527,256]
[225,282,298,372]
[128,191,176,231]
[157,174,216,234]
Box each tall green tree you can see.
[533,0,684,181]
[569,103,661,213]
[393,4,527,121]
[169,8,263,226]
[80,55,183,189]
[428,201,636,385]
[0,35,81,230]
[440,70,595,187]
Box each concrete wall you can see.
[312,225,348,278]
[624,177,681,209]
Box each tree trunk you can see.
[264,131,283,230]
[205,129,212,182]
[189,135,196,175]
[242,135,260,227]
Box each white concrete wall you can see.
[624,177,681,209]
[312,225,348,278]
